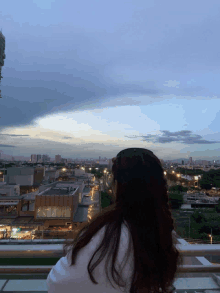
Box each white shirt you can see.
[47,222,134,293]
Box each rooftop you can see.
[42,187,76,196]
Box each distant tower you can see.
[182,160,184,165]
[189,157,192,165]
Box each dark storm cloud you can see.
[0,144,16,147]
[1,66,159,129]
[125,130,220,145]
[1,0,220,132]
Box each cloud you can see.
[0,134,30,137]
[0,144,16,147]
[125,130,220,145]
[62,136,72,139]
[163,80,180,88]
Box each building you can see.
[34,167,45,185]
[6,167,35,186]
[189,157,193,165]
[74,168,85,176]
[35,186,80,228]
[37,155,42,162]
[98,160,109,165]
[0,183,22,219]
[44,169,60,183]
[55,155,62,163]
[0,31,5,83]
[5,167,45,187]
[31,154,37,163]
[42,154,50,163]
[0,183,20,197]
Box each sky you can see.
[1,0,220,161]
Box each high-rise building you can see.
[42,154,50,162]
[37,154,42,162]
[0,30,6,84]
[182,160,184,165]
[55,155,62,163]
[31,154,37,163]
[189,157,192,165]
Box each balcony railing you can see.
[0,244,220,274]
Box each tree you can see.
[101,191,113,208]
[199,232,209,241]
[192,209,207,224]
[215,199,220,213]
[168,192,183,209]
[169,185,188,193]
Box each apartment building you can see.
[55,155,62,163]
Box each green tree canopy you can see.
[169,185,188,193]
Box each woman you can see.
[47,148,183,293]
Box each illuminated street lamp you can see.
[194,176,199,188]
[209,228,213,245]
[172,171,175,174]
[164,171,167,175]
[62,168,66,171]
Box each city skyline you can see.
[1,1,220,160]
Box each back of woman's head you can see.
[64,148,183,293]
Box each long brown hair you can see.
[63,148,183,293]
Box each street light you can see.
[209,228,213,245]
